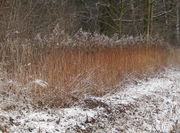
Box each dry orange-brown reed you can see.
[24,44,169,107]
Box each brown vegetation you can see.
[0,34,174,108]
[168,46,180,66]
[26,44,169,107]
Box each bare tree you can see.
[162,0,168,25]
[176,0,180,44]
[130,0,136,35]
[144,0,153,41]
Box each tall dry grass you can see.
[0,33,172,107]
[26,45,168,107]
[168,46,180,67]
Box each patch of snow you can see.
[0,68,180,133]
[32,79,48,87]
[24,63,31,67]
[19,88,30,90]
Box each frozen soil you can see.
[0,67,180,133]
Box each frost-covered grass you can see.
[0,33,170,107]
[0,67,180,133]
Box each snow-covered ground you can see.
[0,67,180,133]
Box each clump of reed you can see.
[0,30,171,107]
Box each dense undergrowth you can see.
[0,30,178,108]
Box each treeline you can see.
[0,0,179,45]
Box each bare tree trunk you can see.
[118,0,124,38]
[131,0,136,35]
[162,0,169,41]
[163,0,168,25]
[144,0,153,41]
[176,0,180,44]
